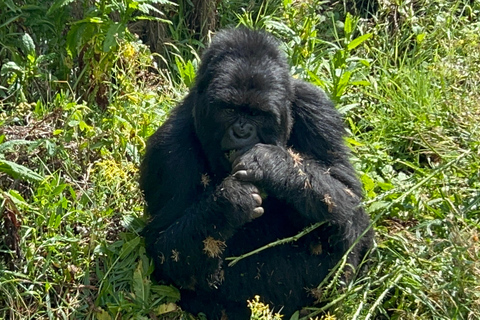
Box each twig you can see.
[226,221,327,267]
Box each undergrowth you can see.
[1,0,479,319]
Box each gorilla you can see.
[140,28,374,319]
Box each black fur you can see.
[140,28,374,319]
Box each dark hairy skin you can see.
[140,28,374,320]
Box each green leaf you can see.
[88,17,103,24]
[45,140,56,156]
[8,189,27,204]
[359,59,371,67]
[95,308,112,320]
[66,23,87,57]
[349,80,370,86]
[345,136,364,146]
[20,33,35,55]
[361,173,376,198]
[47,0,75,15]
[68,186,77,200]
[51,184,67,197]
[103,22,126,52]
[79,120,92,132]
[175,57,197,87]
[48,209,57,228]
[119,237,141,259]
[338,103,361,114]
[344,12,353,36]
[367,201,390,213]
[307,71,328,90]
[138,3,163,15]
[151,285,181,302]
[289,311,299,320]
[335,70,352,98]
[183,61,196,87]
[0,139,35,152]
[332,50,346,69]
[0,159,43,182]
[347,33,372,51]
[1,61,24,76]
[416,33,426,43]
[133,260,151,303]
[378,181,395,191]
[68,120,79,127]
[4,0,19,12]
[0,15,21,29]
[156,303,178,315]
[134,16,172,23]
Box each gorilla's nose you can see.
[232,122,255,139]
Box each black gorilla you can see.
[140,28,374,319]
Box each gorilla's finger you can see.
[252,207,264,219]
[252,193,262,206]
[232,159,246,171]
[233,169,248,180]
[235,169,258,182]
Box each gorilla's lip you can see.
[224,149,238,163]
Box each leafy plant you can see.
[307,13,372,104]
[66,0,173,107]
[0,1,70,105]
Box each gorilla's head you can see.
[192,29,294,174]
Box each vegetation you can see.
[1,0,479,319]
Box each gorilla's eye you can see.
[224,108,235,115]
[249,110,261,117]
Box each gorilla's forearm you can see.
[233,144,362,225]
[143,178,263,290]
[274,156,362,224]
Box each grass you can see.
[1,0,479,319]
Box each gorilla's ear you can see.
[289,79,349,165]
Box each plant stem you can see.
[226,221,327,267]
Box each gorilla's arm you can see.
[233,80,367,246]
[143,179,261,290]
[141,99,263,290]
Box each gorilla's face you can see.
[193,57,293,175]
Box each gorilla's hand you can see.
[232,144,290,190]
[217,176,264,227]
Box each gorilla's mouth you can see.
[224,149,238,163]
[224,146,255,164]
